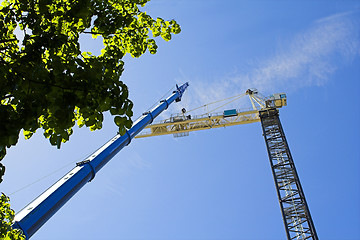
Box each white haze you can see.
[170,10,360,117]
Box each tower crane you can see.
[135,89,318,240]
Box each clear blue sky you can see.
[1,0,360,239]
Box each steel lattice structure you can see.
[136,110,259,138]
[135,90,318,239]
[259,108,318,240]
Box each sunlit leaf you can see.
[0,0,181,206]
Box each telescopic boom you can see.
[13,83,189,239]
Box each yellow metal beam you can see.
[135,90,287,138]
[135,109,260,138]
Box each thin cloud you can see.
[177,10,360,113]
[247,10,360,92]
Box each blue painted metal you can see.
[223,109,237,117]
[12,82,189,239]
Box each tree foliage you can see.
[0,0,181,183]
[0,193,25,239]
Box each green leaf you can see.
[49,135,57,146]
[23,130,34,140]
[0,193,26,239]
[110,107,118,115]
[56,136,61,149]
[124,119,132,129]
[126,109,133,117]
[8,135,18,146]
[114,116,126,126]
[0,0,180,183]
[118,127,126,136]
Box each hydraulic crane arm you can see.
[12,83,189,239]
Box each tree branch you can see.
[83,31,103,35]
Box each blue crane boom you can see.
[12,83,189,239]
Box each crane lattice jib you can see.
[259,108,318,240]
[135,90,288,139]
[136,109,260,138]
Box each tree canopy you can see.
[0,193,25,239]
[0,0,181,183]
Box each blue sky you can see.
[1,0,360,239]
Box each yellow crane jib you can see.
[135,89,287,138]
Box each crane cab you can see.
[266,93,287,108]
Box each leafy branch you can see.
[0,0,181,185]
